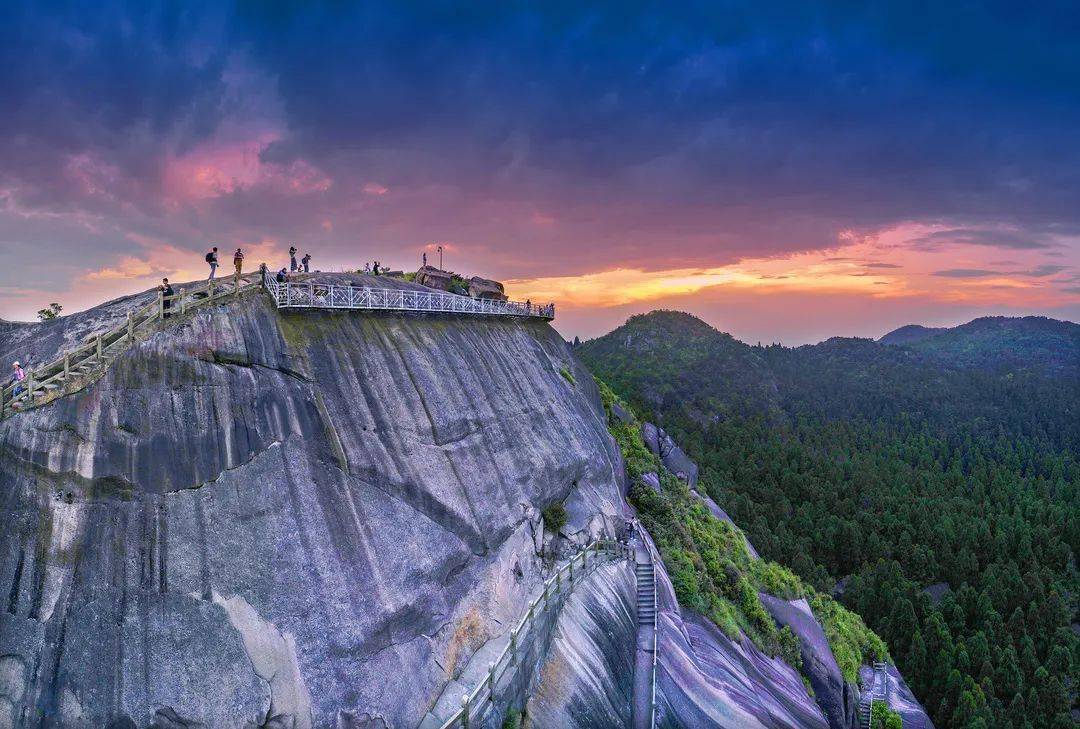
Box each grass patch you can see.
[559,366,576,386]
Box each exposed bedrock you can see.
[0,295,625,727]
[758,594,856,729]
[642,529,828,729]
[525,561,637,726]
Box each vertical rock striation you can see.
[0,293,625,727]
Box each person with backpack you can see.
[301,253,311,273]
[10,362,26,396]
[276,267,288,283]
[234,248,244,277]
[289,245,298,272]
[205,246,218,280]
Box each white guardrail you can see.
[262,270,554,320]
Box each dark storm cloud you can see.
[1,0,1079,286]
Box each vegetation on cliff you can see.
[596,378,886,685]
[582,311,1079,729]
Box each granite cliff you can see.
[1,281,929,727]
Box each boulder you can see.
[415,265,453,292]
[641,422,699,487]
[467,276,507,301]
[610,401,633,425]
[640,472,661,494]
[641,422,660,457]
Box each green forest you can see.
[579,311,1079,729]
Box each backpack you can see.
[205,252,214,263]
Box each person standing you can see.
[10,362,26,397]
[301,253,311,273]
[422,251,427,267]
[205,246,219,280]
[289,245,298,272]
[234,248,244,277]
[160,278,175,319]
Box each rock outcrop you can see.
[0,288,624,727]
[414,265,453,292]
[641,422,698,487]
[759,594,856,729]
[467,277,507,301]
[524,560,637,726]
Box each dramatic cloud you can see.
[0,1,1078,339]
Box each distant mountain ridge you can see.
[879,315,1079,373]
[878,324,946,345]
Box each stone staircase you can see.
[859,661,889,728]
[636,559,656,625]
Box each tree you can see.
[36,302,62,321]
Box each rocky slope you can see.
[0,282,626,727]
[2,284,933,727]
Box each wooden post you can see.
[26,369,34,401]
[461,694,469,729]
[487,661,495,700]
[127,312,134,341]
[509,627,518,661]
[209,280,215,300]
[96,334,103,361]
[63,353,69,379]
[180,289,187,314]
[157,290,164,320]
[569,554,574,584]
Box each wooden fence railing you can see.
[1,272,261,417]
[436,539,632,729]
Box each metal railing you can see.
[437,539,632,729]
[1,272,261,417]
[262,270,554,320]
[2,267,554,418]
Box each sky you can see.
[1,1,1078,345]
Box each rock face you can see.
[466,277,507,301]
[640,422,698,487]
[645,530,829,729]
[414,265,453,292]
[525,561,636,726]
[0,290,625,727]
[759,595,856,729]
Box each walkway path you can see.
[1,269,555,417]
[264,271,554,319]
[632,531,658,729]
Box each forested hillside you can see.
[579,311,1079,729]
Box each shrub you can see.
[779,626,803,672]
[871,702,903,729]
[559,366,576,385]
[542,502,568,534]
[37,302,62,321]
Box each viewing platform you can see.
[1,266,554,417]
[263,270,555,320]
